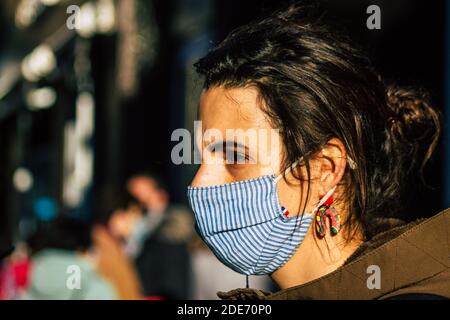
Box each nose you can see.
[190,164,213,188]
[190,164,228,188]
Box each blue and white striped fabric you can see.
[187,174,314,275]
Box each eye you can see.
[205,141,254,165]
[233,151,249,164]
[225,149,253,165]
[225,150,255,167]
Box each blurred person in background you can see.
[0,243,30,300]
[21,216,117,300]
[109,171,194,299]
[0,206,17,299]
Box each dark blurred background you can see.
[0,0,448,257]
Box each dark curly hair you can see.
[194,4,441,240]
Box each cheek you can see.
[276,175,319,215]
[277,179,303,214]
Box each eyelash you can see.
[206,146,250,163]
[228,151,249,163]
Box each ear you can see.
[317,138,347,194]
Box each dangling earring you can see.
[315,193,341,238]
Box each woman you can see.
[186,5,449,300]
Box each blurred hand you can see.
[92,225,143,300]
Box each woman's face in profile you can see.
[190,85,316,215]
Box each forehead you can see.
[199,86,271,130]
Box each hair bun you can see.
[386,85,440,143]
[384,84,440,177]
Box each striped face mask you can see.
[187,161,337,275]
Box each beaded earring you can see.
[315,193,341,238]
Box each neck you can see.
[271,226,363,289]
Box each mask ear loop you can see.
[313,186,336,212]
[274,159,301,184]
[273,155,352,218]
[274,155,356,184]
[347,156,357,170]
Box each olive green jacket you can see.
[218,208,450,300]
